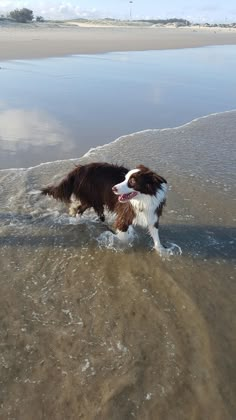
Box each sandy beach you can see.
[0,22,236,60]
[0,18,236,420]
[0,111,236,420]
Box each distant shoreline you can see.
[0,22,236,60]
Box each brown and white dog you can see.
[41,162,170,255]
[112,165,167,254]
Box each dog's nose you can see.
[112,186,118,193]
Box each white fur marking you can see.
[131,183,167,227]
[69,194,81,217]
[116,227,134,242]
[148,225,165,253]
[125,168,140,180]
[114,169,140,195]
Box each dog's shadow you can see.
[159,224,235,260]
[0,211,235,260]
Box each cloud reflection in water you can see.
[0,107,73,169]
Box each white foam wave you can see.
[83,109,236,160]
[0,157,80,173]
[1,109,235,172]
[96,229,136,252]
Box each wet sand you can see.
[1,46,236,170]
[0,112,235,419]
[0,23,236,60]
[0,21,236,419]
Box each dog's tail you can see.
[41,169,77,203]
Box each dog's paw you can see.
[97,230,117,249]
[167,243,182,255]
[68,208,77,217]
[155,243,182,258]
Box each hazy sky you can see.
[1,0,236,23]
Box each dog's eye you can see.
[128,177,136,187]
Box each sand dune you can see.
[0,21,236,60]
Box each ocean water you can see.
[0,108,235,419]
[1,45,236,419]
[0,45,236,169]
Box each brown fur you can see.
[112,165,167,233]
[127,165,167,195]
[41,162,128,221]
[114,202,136,232]
[41,163,168,251]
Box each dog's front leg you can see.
[116,226,132,242]
[149,224,182,256]
[148,224,166,255]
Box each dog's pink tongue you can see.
[119,194,129,201]
[119,192,138,202]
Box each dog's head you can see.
[112,165,167,202]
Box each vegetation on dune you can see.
[0,8,44,23]
[0,10,235,27]
[9,8,34,23]
[36,16,44,22]
[138,18,191,26]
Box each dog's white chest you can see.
[131,196,158,227]
[130,185,167,228]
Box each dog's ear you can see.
[136,164,149,172]
[137,165,166,184]
[153,173,167,184]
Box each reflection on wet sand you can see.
[0,107,73,168]
[1,46,236,170]
[0,111,235,419]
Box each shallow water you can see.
[0,111,235,419]
[1,45,236,169]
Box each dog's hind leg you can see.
[69,194,81,216]
[69,199,89,217]
[77,204,89,216]
[69,200,81,216]
[99,214,105,222]
[94,206,105,222]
